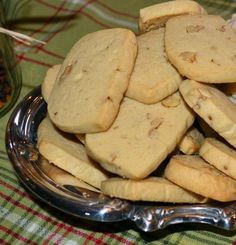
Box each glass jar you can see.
[0,1,22,118]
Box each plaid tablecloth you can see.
[1,0,236,244]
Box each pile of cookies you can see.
[38,0,236,203]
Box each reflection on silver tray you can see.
[5,86,236,232]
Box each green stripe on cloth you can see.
[1,0,236,244]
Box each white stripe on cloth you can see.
[0,207,77,244]
[66,0,137,30]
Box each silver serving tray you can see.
[5,86,236,232]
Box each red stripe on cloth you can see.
[34,0,138,56]
[0,183,63,226]
[35,0,111,49]
[0,191,85,236]
[15,1,66,46]
[40,10,111,46]
[33,46,65,60]
[80,11,111,28]
[14,0,66,51]
[42,222,67,245]
[0,187,134,244]
[27,0,67,38]
[0,191,109,243]
[15,0,111,61]
[0,238,11,245]
[96,1,138,19]
[108,233,136,245]
[0,225,38,245]
[1,180,136,244]
[14,0,66,64]
[83,232,110,245]
[37,0,137,19]
[54,225,74,245]
[17,54,52,67]
[37,0,95,13]
[0,180,31,199]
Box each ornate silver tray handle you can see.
[5,86,236,232]
[131,203,236,232]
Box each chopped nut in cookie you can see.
[59,64,73,83]
[179,51,197,63]
[197,88,211,100]
[148,119,163,138]
[216,25,226,32]
[186,25,205,33]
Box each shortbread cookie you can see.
[200,138,236,180]
[37,116,109,189]
[126,28,182,104]
[42,64,61,103]
[48,28,137,133]
[179,79,236,148]
[164,155,236,202]
[165,15,236,83]
[178,127,204,154]
[75,134,85,144]
[86,92,194,179]
[40,160,99,192]
[139,0,206,33]
[101,177,207,203]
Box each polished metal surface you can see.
[5,86,236,231]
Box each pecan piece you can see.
[59,64,73,83]
[197,88,211,100]
[186,25,205,33]
[148,118,163,138]
[179,51,197,63]
[216,25,226,32]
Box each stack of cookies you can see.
[38,0,236,203]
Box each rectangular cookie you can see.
[126,28,182,104]
[139,0,206,33]
[37,116,110,189]
[48,28,137,133]
[101,177,207,203]
[85,92,195,179]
